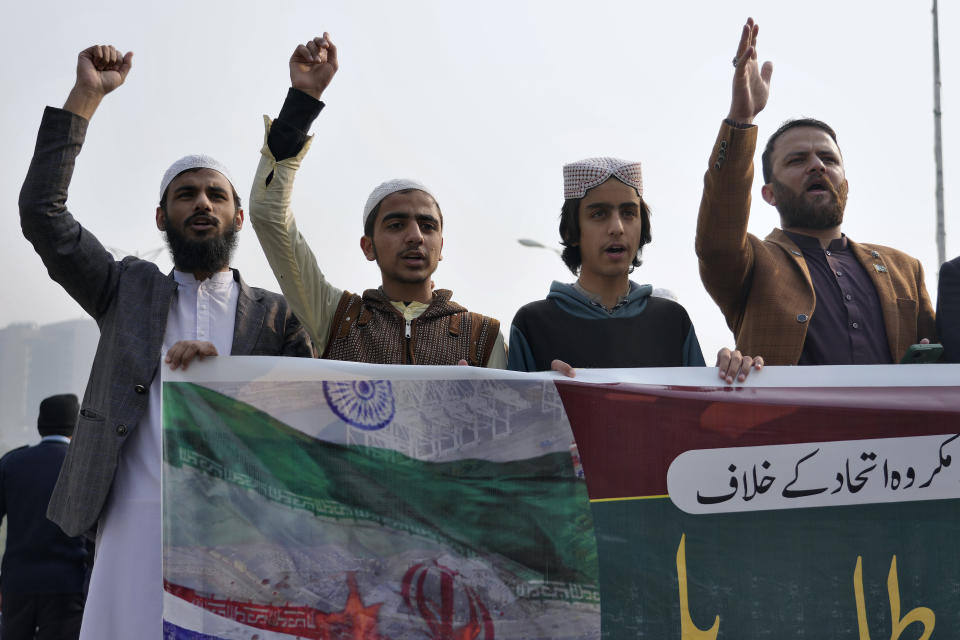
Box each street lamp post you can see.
[517,238,562,257]
[933,0,946,266]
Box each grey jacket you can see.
[20,107,313,537]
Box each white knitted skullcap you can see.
[563,157,643,200]
[159,155,236,203]
[362,179,437,229]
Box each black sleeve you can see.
[938,257,960,363]
[267,88,325,161]
[0,458,6,522]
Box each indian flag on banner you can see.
[161,359,600,640]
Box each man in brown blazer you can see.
[696,18,936,366]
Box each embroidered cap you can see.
[563,157,643,200]
[363,179,437,229]
[159,155,236,203]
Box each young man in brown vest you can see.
[249,34,505,367]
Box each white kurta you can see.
[80,270,238,640]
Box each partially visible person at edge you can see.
[19,45,314,639]
[0,394,89,640]
[695,17,935,366]
[248,34,506,367]
[938,256,960,363]
[508,156,761,383]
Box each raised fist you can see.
[289,33,338,100]
[64,44,133,120]
[76,45,133,98]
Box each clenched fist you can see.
[290,33,338,100]
[64,44,133,121]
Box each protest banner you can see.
[162,359,959,639]
[563,364,958,639]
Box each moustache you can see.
[805,173,846,203]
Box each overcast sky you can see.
[2,1,957,359]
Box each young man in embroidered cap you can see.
[249,34,506,367]
[696,18,935,366]
[508,157,759,382]
[0,394,88,640]
[20,45,313,638]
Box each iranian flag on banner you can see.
[161,359,600,640]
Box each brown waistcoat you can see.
[322,288,500,366]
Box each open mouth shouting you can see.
[804,176,835,199]
[185,213,220,234]
[603,243,629,259]
[400,249,428,267]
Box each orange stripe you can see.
[590,494,668,503]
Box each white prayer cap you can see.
[362,179,437,229]
[159,155,236,203]
[563,157,643,200]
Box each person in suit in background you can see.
[937,256,960,363]
[0,394,88,640]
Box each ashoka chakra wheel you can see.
[322,380,395,431]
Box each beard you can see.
[163,213,238,274]
[772,176,848,230]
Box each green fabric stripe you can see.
[163,382,597,584]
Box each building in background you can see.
[0,319,97,453]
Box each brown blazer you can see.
[695,122,936,366]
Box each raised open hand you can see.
[64,44,133,120]
[290,33,339,100]
[728,18,773,124]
